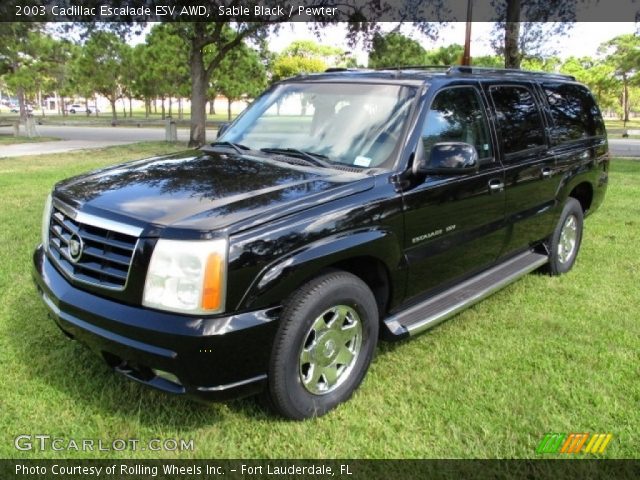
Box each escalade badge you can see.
[68,233,84,263]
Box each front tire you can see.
[547,197,584,275]
[267,271,379,420]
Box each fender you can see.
[235,227,404,311]
[552,148,605,221]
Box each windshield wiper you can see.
[260,147,332,168]
[209,141,251,155]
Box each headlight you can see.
[142,238,227,315]
[41,192,53,250]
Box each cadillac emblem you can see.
[68,233,84,263]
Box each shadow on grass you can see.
[4,285,275,429]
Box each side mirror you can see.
[217,123,230,138]
[413,142,479,176]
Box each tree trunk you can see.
[85,98,90,117]
[178,98,183,120]
[168,96,173,117]
[94,94,99,117]
[154,99,157,114]
[110,98,117,122]
[504,0,521,69]
[129,97,133,118]
[17,87,27,123]
[227,97,232,121]
[189,45,208,147]
[38,90,45,118]
[209,99,216,115]
[623,74,629,123]
[161,96,165,120]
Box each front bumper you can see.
[32,245,279,401]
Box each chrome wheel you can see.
[558,214,578,264]
[299,305,362,395]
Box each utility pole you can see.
[462,0,473,66]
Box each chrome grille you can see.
[48,205,138,290]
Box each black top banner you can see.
[0,0,639,23]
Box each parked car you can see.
[10,104,33,113]
[33,66,608,419]
[67,104,92,114]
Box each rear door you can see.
[402,84,507,299]
[485,82,561,257]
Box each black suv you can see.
[33,66,608,419]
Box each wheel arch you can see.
[235,228,402,316]
[568,181,594,214]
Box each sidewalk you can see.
[0,140,134,158]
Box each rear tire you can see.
[547,197,584,275]
[267,271,378,420]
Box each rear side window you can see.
[490,85,545,155]
[543,83,606,142]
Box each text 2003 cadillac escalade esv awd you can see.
[33,66,608,419]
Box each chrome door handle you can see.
[488,179,504,193]
[541,167,552,178]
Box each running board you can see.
[384,250,548,338]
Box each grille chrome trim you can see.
[48,200,141,291]
[53,199,143,237]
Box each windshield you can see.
[219,82,417,169]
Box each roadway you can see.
[0,125,217,158]
[1,125,639,158]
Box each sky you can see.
[265,22,638,65]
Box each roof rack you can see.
[323,65,576,82]
[447,65,575,81]
[374,65,450,71]
[324,67,361,73]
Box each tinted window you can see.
[422,87,493,160]
[543,83,606,142]
[490,86,545,155]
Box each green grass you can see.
[0,146,638,459]
[0,135,60,145]
[605,118,640,137]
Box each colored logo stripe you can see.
[584,433,613,454]
[560,433,589,453]
[536,433,566,454]
[537,433,613,454]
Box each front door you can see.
[402,85,507,300]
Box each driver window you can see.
[422,87,493,162]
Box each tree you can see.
[473,55,504,68]
[368,32,428,68]
[521,56,561,72]
[142,24,191,119]
[271,56,327,82]
[168,22,275,147]
[0,23,42,121]
[281,40,343,60]
[425,44,464,65]
[74,31,127,121]
[270,39,352,82]
[217,45,267,120]
[598,34,640,123]
[560,57,619,113]
[130,44,157,118]
[490,0,576,68]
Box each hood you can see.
[54,149,371,234]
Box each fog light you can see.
[153,369,181,385]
